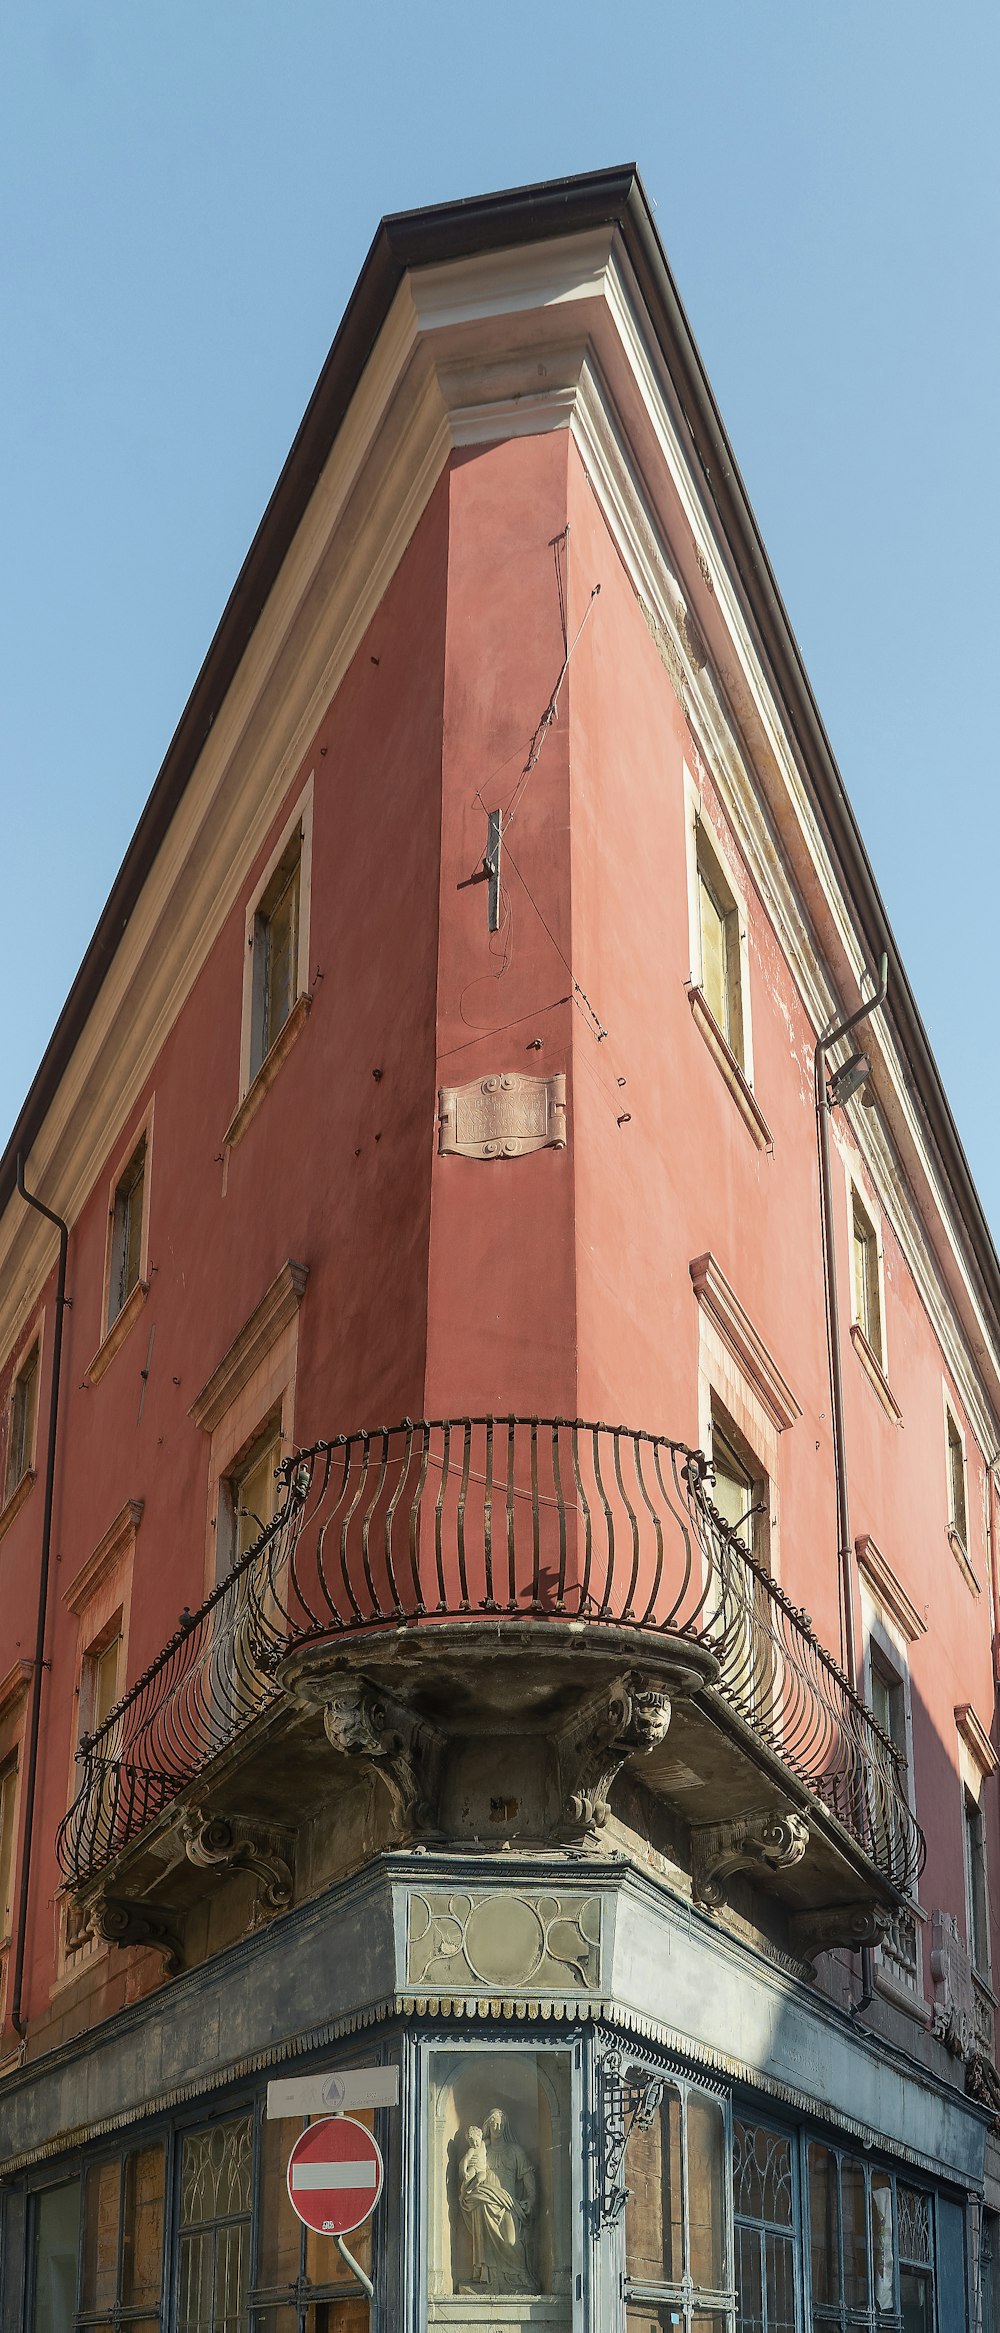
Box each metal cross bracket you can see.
[598,2047,664,2227]
[484,808,503,932]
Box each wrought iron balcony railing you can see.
[56,1417,924,1895]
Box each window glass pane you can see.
[34,2180,81,2333]
[256,2114,303,2293]
[900,2267,934,2333]
[736,2221,763,2333]
[700,866,729,1038]
[264,867,298,1053]
[897,2186,932,2268]
[948,1415,968,1543]
[626,2310,685,2333]
[93,1637,122,1731]
[688,2091,726,2289]
[841,2158,868,2310]
[122,2144,166,2305]
[808,2144,839,2306]
[871,2174,894,2312]
[764,2230,796,2333]
[734,2122,793,2229]
[178,2118,253,2333]
[625,2083,683,2286]
[80,2159,120,2310]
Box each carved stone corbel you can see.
[966,2051,1000,2124]
[929,1908,977,2058]
[692,1809,810,1908]
[84,1893,183,1975]
[556,1672,678,1837]
[312,1676,443,1836]
[182,1812,294,1916]
[790,1901,892,1977]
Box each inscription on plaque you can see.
[438,1072,567,1160]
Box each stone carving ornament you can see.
[458,2108,537,2294]
[407,1888,602,1992]
[558,1671,674,1834]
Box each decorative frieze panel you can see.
[407,1889,602,1994]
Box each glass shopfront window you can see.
[624,2073,729,2329]
[808,2141,935,2333]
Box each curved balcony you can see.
[57,1416,924,1904]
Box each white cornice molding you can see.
[63,1500,144,1616]
[189,1260,309,1435]
[955,1702,999,1778]
[3,227,999,1457]
[856,1535,927,1643]
[689,1252,801,1432]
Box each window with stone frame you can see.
[709,1407,774,1729]
[945,1402,969,1552]
[0,1751,18,1942]
[108,1135,148,1331]
[4,1337,39,1504]
[218,1415,284,1579]
[964,1788,990,1980]
[851,1189,884,1369]
[696,823,746,1070]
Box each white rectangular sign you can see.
[291,2162,380,2191]
[267,2066,399,2119]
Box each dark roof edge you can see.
[5,163,999,1359]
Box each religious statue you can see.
[457,2107,537,2293]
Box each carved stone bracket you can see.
[84,1893,183,1975]
[322,1678,443,1833]
[286,1671,443,1837]
[692,1809,810,1909]
[966,2051,1000,2125]
[929,1908,977,2057]
[182,1811,294,1917]
[556,1670,685,1837]
[790,1901,892,1977]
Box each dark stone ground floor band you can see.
[1,1857,993,2332]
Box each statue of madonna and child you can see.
[457,2108,538,2294]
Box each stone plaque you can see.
[407,1888,601,1992]
[438,1072,567,1160]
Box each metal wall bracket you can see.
[597,2046,664,2228]
[484,808,503,932]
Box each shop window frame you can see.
[620,2048,734,2330]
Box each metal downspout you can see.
[10,1157,70,2043]
[814,953,888,2023]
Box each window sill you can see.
[687,986,772,1153]
[225,992,312,1152]
[0,1467,36,1546]
[86,1279,149,1387]
[849,1323,901,1423]
[947,1525,982,1598]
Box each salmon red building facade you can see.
[1,167,999,2332]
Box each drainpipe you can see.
[10,1157,70,2044]
[814,953,888,2025]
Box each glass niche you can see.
[427,2045,573,2332]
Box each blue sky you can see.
[3,3,998,1229]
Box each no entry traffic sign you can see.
[286,2115,384,2238]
